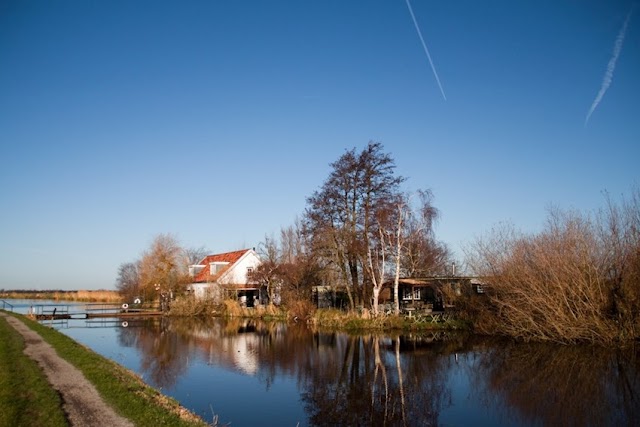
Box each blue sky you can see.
[1,0,638,290]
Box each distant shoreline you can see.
[0,289,122,303]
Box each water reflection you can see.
[86,316,640,426]
[467,340,640,427]
[299,333,459,427]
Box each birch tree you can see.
[366,202,392,315]
[388,190,448,314]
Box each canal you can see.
[6,300,640,426]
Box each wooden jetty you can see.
[28,303,163,321]
[32,311,163,320]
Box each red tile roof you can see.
[193,249,252,283]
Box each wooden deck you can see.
[28,303,163,320]
[33,311,163,320]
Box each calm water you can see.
[6,300,640,426]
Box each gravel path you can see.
[1,312,134,427]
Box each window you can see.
[402,287,421,301]
[210,262,229,275]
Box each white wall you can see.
[220,250,261,284]
[189,283,210,298]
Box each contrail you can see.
[585,7,634,126]
[404,0,447,101]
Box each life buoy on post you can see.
[122,303,129,311]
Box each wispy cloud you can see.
[585,7,634,126]
[404,0,447,101]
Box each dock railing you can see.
[28,302,162,320]
[29,304,70,318]
[1,300,14,312]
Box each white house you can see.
[188,248,262,305]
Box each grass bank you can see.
[0,315,68,427]
[2,311,208,427]
[310,308,469,332]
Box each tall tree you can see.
[399,190,451,276]
[183,245,209,266]
[306,142,404,310]
[366,198,396,315]
[389,190,451,314]
[251,222,320,306]
[115,261,140,302]
[250,234,282,303]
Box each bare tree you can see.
[115,261,140,302]
[250,234,282,304]
[400,190,451,277]
[280,218,306,264]
[390,196,409,315]
[183,245,208,266]
[306,147,361,308]
[251,225,321,308]
[382,190,450,315]
[306,141,404,310]
[366,200,393,315]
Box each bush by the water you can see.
[170,297,286,319]
[465,190,640,344]
[168,295,218,316]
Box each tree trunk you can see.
[372,286,380,315]
[394,202,404,316]
[393,277,400,315]
[349,258,360,308]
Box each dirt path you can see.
[0,312,134,427]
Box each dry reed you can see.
[0,290,122,303]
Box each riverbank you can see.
[0,311,209,427]
[169,297,469,333]
[309,308,469,332]
[0,313,68,426]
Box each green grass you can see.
[311,308,471,332]
[0,315,68,427]
[6,313,208,427]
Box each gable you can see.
[192,249,259,283]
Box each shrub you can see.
[168,296,217,316]
[221,299,243,317]
[466,190,640,344]
[286,299,316,321]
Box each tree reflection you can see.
[118,318,190,388]
[468,340,640,427]
[118,318,461,426]
[114,317,640,427]
[299,333,456,426]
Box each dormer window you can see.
[210,262,229,275]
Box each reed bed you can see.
[168,297,286,319]
[0,290,122,303]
